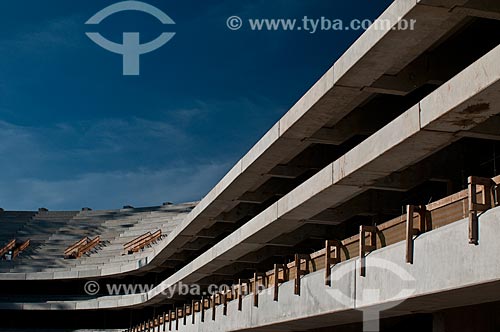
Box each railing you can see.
[124,174,500,332]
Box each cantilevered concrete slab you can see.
[144,0,480,270]
[5,41,497,309]
[133,43,500,303]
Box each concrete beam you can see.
[147,0,471,274]
[305,109,383,145]
[212,203,263,223]
[211,263,258,277]
[363,50,463,96]
[417,0,468,9]
[265,225,334,247]
[453,6,500,20]
[266,165,312,179]
[234,246,297,264]
[306,191,403,224]
[334,1,465,87]
[195,223,234,239]
[176,238,213,251]
[167,251,196,262]
[235,179,294,204]
[451,1,500,20]
[367,144,462,192]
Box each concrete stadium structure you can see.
[1,0,500,330]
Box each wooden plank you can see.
[128,230,162,253]
[0,239,17,258]
[124,232,151,251]
[427,189,467,211]
[13,239,30,259]
[64,237,89,257]
[76,236,100,258]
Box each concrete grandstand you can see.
[1,0,500,331]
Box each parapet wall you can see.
[171,206,500,332]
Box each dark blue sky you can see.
[0,0,392,210]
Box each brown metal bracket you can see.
[294,254,311,295]
[325,240,342,286]
[175,308,179,331]
[221,285,230,316]
[191,300,196,325]
[200,298,206,323]
[253,272,267,307]
[359,225,377,277]
[211,294,216,321]
[182,304,187,326]
[493,179,499,207]
[273,263,288,301]
[406,205,427,264]
[468,176,495,245]
[237,279,250,311]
